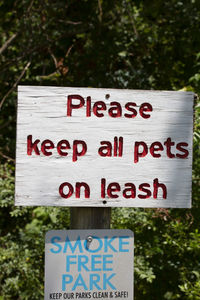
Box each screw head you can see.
[87,236,93,243]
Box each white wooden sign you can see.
[45,230,134,300]
[15,86,194,207]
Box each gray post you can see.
[70,207,111,229]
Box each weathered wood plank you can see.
[15,86,194,208]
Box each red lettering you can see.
[93,101,106,117]
[67,95,85,116]
[73,140,87,162]
[118,137,123,157]
[98,141,112,157]
[113,136,118,157]
[108,102,122,118]
[101,178,167,200]
[139,103,153,119]
[98,137,123,157]
[150,142,164,158]
[75,182,90,198]
[107,182,121,198]
[66,94,153,118]
[122,183,136,198]
[27,135,40,155]
[57,140,71,156]
[101,178,106,198]
[86,96,91,117]
[134,141,148,163]
[41,139,54,156]
[153,178,167,199]
[124,102,137,118]
[138,183,151,199]
[59,182,74,198]
[176,142,189,158]
[164,137,175,158]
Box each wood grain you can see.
[15,86,194,208]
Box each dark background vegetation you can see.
[0,0,200,299]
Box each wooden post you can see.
[70,207,111,229]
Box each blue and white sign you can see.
[45,230,134,300]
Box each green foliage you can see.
[0,0,200,299]
[112,208,200,299]
[0,163,70,299]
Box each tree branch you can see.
[58,20,82,25]
[126,2,139,38]
[0,61,31,110]
[48,49,58,68]
[37,71,59,80]
[65,44,74,57]
[98,0,103,22]
[0,151,15,162]
[27,0,34,14]
[0,33,18,55]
